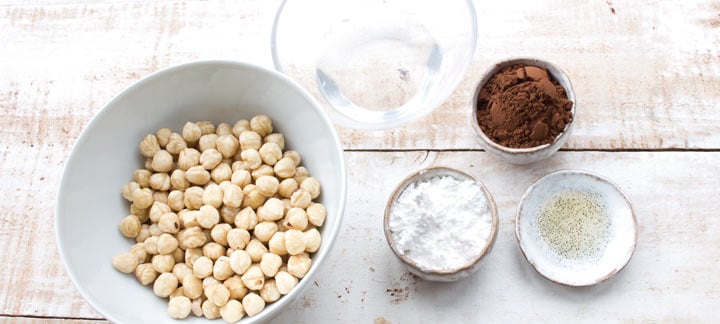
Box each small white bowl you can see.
[469,58,576,164]
[515,170,637,286]
[55,61,347,323]
[383,167,498,282]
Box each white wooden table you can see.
[1,0,719,322]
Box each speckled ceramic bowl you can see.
[383,167,498,282]
[469,58,576,165]
[516,170,637,286]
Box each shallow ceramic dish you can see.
[469,58,576,164]
[516,170,637,286]
[383,167,498,282]
[55,61,347,323]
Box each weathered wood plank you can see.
[1,0,718,151]
[1,150,719,321]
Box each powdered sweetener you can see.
[388,175,493,272]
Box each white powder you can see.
[388,175,492,272]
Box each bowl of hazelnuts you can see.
[55,61,347,323]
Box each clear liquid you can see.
[536,190,611,261]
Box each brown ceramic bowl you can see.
[468,57,576,164]
[383,166,499,282]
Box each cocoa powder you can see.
[476,64,573,148]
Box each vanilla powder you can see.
[388,175,493,272]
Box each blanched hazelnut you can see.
[251,164,274,181]
[232,119,250,137]
[263,133,285,151]
[173,263,193,284]
[182,122,202,145]
[258,142,282,166]
[119,215,141,238]
[241,149,262,170]
[132,188,154,209]
[250,115,273,137]
[222,183,243,208]
[257,198,284,221]
[153,272,178,298]
[294,166,309,184]
[198,134,218,152]
[275,271,298,295]
[229,249,252,275]
[183,186,204,210]
[210,223,231,246]
[245,239,268,263]
[219,205,240,224]
[170,169,190,191]
[200,149,222,170]
[210,163,232,183]
[242,188,266,210]
[152,254,175,273]
[144,236,159,254]
[221,299,244,322]
[255,176,278,197]
[112,252,138,273]
[122,181,140,201]
[182,274,203,299]
[178,148,200,170]
[135,263,158,285]
[274,157,296,179]
[307,203,327,227]
[239,131,262,151]
[149,172,171,191]
[268,232,287,256]
[152,191,168,205]
[134,169,152,188]
[158,212,180,234]
[166,133,187,155]
[283,150,301,167]
[301,177,321,199]
[240,264,265,291]
[260,253,282,277]
[139,134,161,158]
[202,183,223,208]
[168,295,192,319]
[156,128,172,147]
[202,242,226,261]
[290,188,311,209]
[186,166,211,185]
[304,228,322,253]
[167,190,184,211]
[136,224,151,243]
[130,203,149,222]
[227,228,251,250]
[213,256,233,281]
[285,229,307,255]
[242,292,265,317]
[287,253,312,278]
[260,279,281,303]
[231,169,252,188]
[224,275,248,300]
[196,121,216,135]
[216,134,239,158]
[234,207,258,230]
[193,256,213,279]
[277,178,298,198]
[178,226,206,249]
[184,247,203,268]
[152,150,174,173]
[157,233,179,255]
[254,222,278,243]
[178,209,199,229]
[216,123,233,136]
[205,283,230,307]
[198,205,220,229]
[284,207,308,231]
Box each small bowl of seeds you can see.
[515,169,638,286]
[469,57,576,164]
[383,166,499,282]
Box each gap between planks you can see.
[344,148,720,153]
[0,314,105,322]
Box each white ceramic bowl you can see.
[383,167,498,282]
[515,170,637,286]
[469,58,576,164]
[272,0,477,129]
[55,61,347,323]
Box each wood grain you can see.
[2,150,719,321]
[0,0,718,151]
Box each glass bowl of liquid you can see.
[515,170,638,286]
[271,0,477,129]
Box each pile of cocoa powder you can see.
[476,64,573,148]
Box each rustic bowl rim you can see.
[469,57,577,153]
[383,166,499,276]
[515,169,638,287]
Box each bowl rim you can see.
[54,60,348,323]
[271,0,479,130]
[383,166,499,276]
[514,169,638,287]
[468,57,577,153]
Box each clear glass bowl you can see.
[272,0,477,129]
